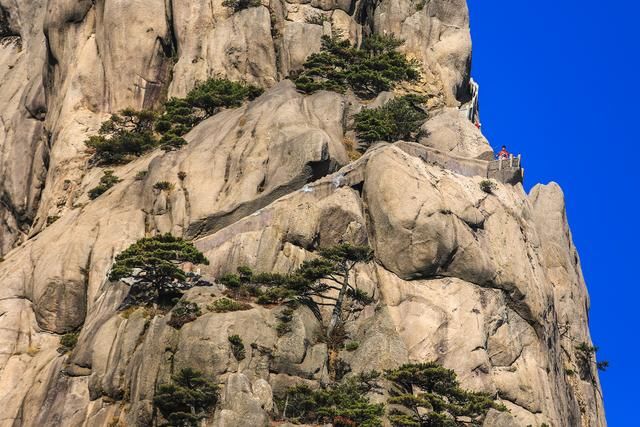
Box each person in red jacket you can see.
[497,145,510,160]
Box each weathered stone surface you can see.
[0,1,604,426]
[0,0,474,254]
[374,0,472,106]
[212,373,270,427]
[0,142,605,427]
[530,182,606,425]
[0,0,47,255]
[420,107,494,159]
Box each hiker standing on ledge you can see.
[497,145,510,160]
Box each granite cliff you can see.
[0,0,605,426]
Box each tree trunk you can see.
[327,267,349,336]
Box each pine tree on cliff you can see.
[109,233,210,309]
[153,367,219,427]
[220,243,373,334]
[385,363,506,426]
[316,244,374,335]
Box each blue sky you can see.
[467,1,635,424]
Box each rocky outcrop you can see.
[0,0,48,255]
[0,0,473,255]
[0,0,604,426]
[419,107,494,159]
[0,138,605,426]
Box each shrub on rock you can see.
[88,170,121,199]
[222,0,262,12]
[168,300,202,329]
[153,181,174,191]
[228,335,246,361]
[354,95,427,146]
[207,297,252,313]
[479,180,497,194]
[57,332,79,354]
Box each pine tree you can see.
[156,78,262,143]
[181,78,262,121]
[385,363,506,426]
[294,33,421,99]
[354,95,427,146]
[109,234,209,308]
[85,109,158,165]
[226,243,374,334]
[153,368,219,427]
[277,372,384,426]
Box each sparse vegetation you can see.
[135,170,148,180]
[46,215,60,225]
[345,341,359,352]
[109,233,209,309]
[119,305,155,320]
[222,0,261,12]
[153,368,219,427]
[86,79,262,165]
[207,297,252,313]
[575,342,609,382]
[354,95,427,146]
[276,372,384,426]
[228,335,246,361]
[275,306,295,336]
[306,12,330,25]
[26,345,41,357]
[88,170,122,199]
[294,33,421,99]
[178,171,187,181]
[153,181,174,191]
[276,320,292,336]
[385,363,506,426]
[168,300,202,329]
[218,265,268,301]
[58,332,79,354]
[479,179,497,194]
[343,137,362,161]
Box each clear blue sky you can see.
[467,1,635,424]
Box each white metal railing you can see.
[488,154,521,170]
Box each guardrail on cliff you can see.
[488,155,521,170]
[394,142,524,185]
[487,154,523,184]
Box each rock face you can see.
[0,0,605,426]
[419,107,494,159]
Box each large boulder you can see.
[419,107,494,159]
